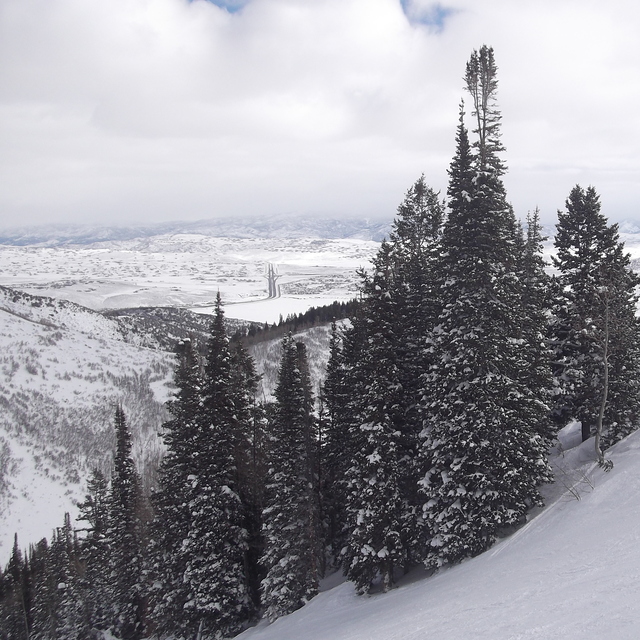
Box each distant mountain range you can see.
[3,215,639,248]
[0,215,394,246]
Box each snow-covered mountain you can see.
[0,215,393,246]
[0,220,378,558]
[4,219,640,638]
[238,425,640,640]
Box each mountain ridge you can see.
[0,215,394,246]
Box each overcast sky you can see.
[1,0,639,229]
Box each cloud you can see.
[400,1,456,32]
[0,0,639,227]
[201,0,249,13]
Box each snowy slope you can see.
[248,323,339,400]
[238,428,640,640]
[0,283,340,558]
[0,287,174,556]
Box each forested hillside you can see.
[0,286,175,557]
[2,45,639,640]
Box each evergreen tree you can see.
[341,243,407,593]
[551,185,640,451]
[108,406,145,640]
[181,294,252,638]
[296,340,323,577]
[1,535,30,640]
[387,176,444,562]
[337,174,444,592]
[34,514,86,640]
[260,333,319,621]
[76,469,111,633]
[319,320,352,564]
[148,338,203,638]
[518,208,556,447]
[27,539,49,640]
[325,304,371,572]
[230,340,265,611]
[418,46,551,569]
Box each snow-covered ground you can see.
[0,235,379,324]
[3,231,640,325]
[238,425,640,640]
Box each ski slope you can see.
[238,426,640,640]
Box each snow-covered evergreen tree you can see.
[180,295,252,637]
[33,514,87,640]
[418,46,552,569]
[338,175,444,590]
[1,535,31,640]
[319,320,352,564]
[551,185,640,449]
[387,176,444,561]
[150,297,256,638]
[230,340,265,611]
[341,243,407,593]
[148,338,203,638]
[108,406,146,640]
[518,208,556,447]
[76,468,111,634]
[260,333,319,621]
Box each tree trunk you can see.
[595,302,611,469]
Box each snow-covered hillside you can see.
[0,283,340,558]
[248,323,339,399]
[0,287,175,556]
[238,426,640,640]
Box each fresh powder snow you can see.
[236,425,640,640]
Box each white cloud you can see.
[0,0,639,227]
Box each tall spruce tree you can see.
[76,468,111,634]
[260,333,319,621]
[325,304,371,572]
[518,208,556,447]
[418,46,551,568]
[40,514,86,640]
[181,294,252,638]
[341,243,407,593]
[27,539,49,639]
[319,320,352,564]
[230,340,265,610]
[388,176,444,562]
[551,185,640,453]
[148,338,203,638]
[108,406,145,640]
[338,175,443,592]
[1,535,30,640]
